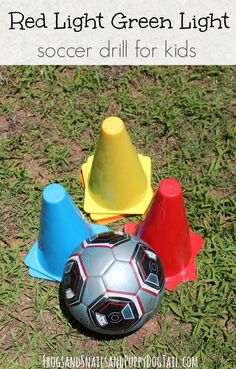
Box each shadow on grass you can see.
[58,283,134,341]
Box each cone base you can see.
[29,267,57,281]
[24,223,108,281]
[80,171,85,189]
[24,240,60,281]
[189,230,205,259]
[90,213,130,225]
[165,230,204,291]
[89,204,150,224]
[165,261,197,291]
[82,154,153,215]
[124,222,204,291]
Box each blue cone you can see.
[28,268,56,281]
[24,183,108,282]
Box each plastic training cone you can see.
[80,165,128,224]
[24,183,108,282]
[124,178,204,291]
[82,117,153,216]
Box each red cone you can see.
[124,178,204,291]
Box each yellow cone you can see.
[81,164,125,223]
[83,117,153,215]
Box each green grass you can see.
[0,66,235,369]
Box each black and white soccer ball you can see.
[62,232,165,335]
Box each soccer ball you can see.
[62,232,165,335]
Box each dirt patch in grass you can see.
[24,154,53,185]
[0,116,9,138]
[126,316,161,350]
[130,81,149,100]
[80,130,93,147]
[107,100,121,116]
[79,338,100,355]
[14,109,29,120]
[58,66,75,80]
[1,205,12,223]
[208,188,232,199]
[9,238,23,249]
[165,314,193,337]
[1,107,41,140]
[43,119,61,140]
[69,141,83,162]
[104,66,130,81]
[8,110,30,136]
[0,319,22,350]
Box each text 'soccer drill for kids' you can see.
[81,116,153,224]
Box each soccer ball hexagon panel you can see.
[62,232,165,335]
